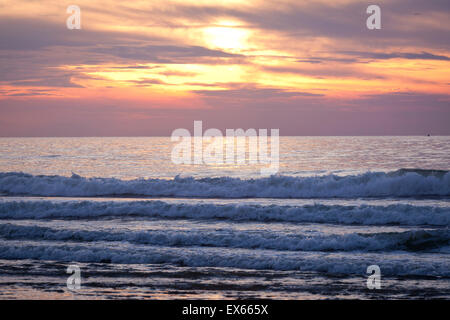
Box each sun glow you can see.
[204,22,250,52]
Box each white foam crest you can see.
[0,242,448,276]
[0,200,448,226]
[0,223,448,252]
[0,170,449,198]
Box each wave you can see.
[0,200,449,226]
[0,242,448,276]
[0,223,448,252]
[0,170,449,198]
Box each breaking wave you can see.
[0,169,449,198]
[0,200,449,226]
[0,242,448,276]
[0,223,448,252]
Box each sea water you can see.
[0,136,448,299]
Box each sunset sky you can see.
[0,0,449,136]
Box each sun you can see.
[204,21,249,52]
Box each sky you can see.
[0,0,449,136]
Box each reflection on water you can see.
[0,136,448,179]
[1,260,448,300]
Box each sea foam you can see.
[0,170,449,198]
[0,200,449,226]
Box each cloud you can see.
[0,0,449,135]
[110,65,159,70]
[261,65,384,80]
[158,70,198,77]
[0,17,165,51]
[10,77,83,88]
[91,45,242,63]
[340,51,450,61]
[195,87,324,99]
[1,89,449,136]
[128,78,170,86]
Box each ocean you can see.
[0,136,449,299]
